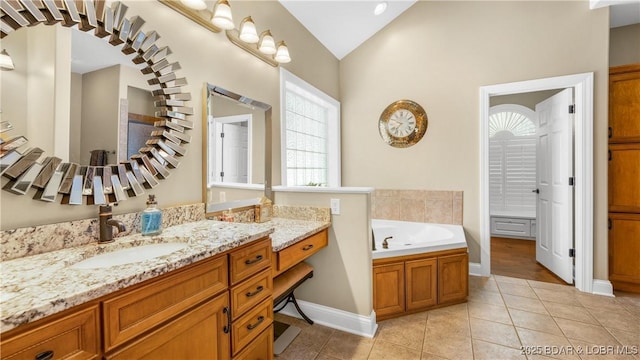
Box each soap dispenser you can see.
[140,194,162,235]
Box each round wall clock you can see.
[378,100,428,148]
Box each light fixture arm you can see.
[159,0,222,33]
[225,29,278,67]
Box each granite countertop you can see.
[0,217,329,333]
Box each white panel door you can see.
[211,115,251,184]
[221,123,248,183]
[535,88,574,284]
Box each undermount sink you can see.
[71,243,189,269]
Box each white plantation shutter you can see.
[504,138,536,211]
[489,142,504,212]
[489,105,537,214]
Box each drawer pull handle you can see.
[244,255,263,265]
[35,351,54,360]
[223,307,231,334]
[247,315,265,330]
[246,285,264,298]
[302,244,314,251]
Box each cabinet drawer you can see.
[230,238,272,285]
[1,304,100,360]
[275,229,328,276]
[231,299,273,356]
[230,269,273,320]
[103,255,228,351]
[233,325,273,360]
[491,217,531,237]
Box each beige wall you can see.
[69,73,82,163]
[610,24,640,66]
[490,90,562,110]
[339,1,610,278]
[0,0,339,229]
[274,190,372,316]
[80,65,120,165]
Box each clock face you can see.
[378,100,428,148]
[387,109,417,137]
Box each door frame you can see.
[479,72,594,293]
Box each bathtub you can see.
[371,219,467,259]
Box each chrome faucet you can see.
[99,205,126,243]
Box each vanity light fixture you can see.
[258,30,276,55]
[274,41,291,63]
[239,16,259,43]
[0,49,15,71]
[374,1,388,16]
[159,0,292,67]
[211,0,234,30]
[179,0,206,11]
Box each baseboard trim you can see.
[277,300,378,338]
[469,262,484,277]
[592,279,614,297]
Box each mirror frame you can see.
[0,0,192,205]
[202,83,272,214]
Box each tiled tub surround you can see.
[0,214,330,332]
[372,190,463,225]
[0,203,205,261]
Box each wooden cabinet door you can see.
[372,262,405,318]
[107,293,230,360]
[609,65,640,143]
[609,143,640,213]
[609,213,640,292]
[405,258,437,311]
[438,253,469,304]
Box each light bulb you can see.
[239,17,259,43]
[0,49,14,71]
[258,30,276,55]
[274,41,291,63]
[211,0,234,30]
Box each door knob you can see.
[532,189,539,194]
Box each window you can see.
[489,104,537,213]
[280,68,340,187]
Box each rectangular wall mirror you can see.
[203,84,272,214]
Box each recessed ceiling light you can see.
[374,1,388,16]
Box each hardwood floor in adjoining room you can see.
[491,237,568,285]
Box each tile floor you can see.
[275,275,640,360]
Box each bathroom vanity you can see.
[0,216,330,359]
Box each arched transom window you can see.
[489,104,536,138]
